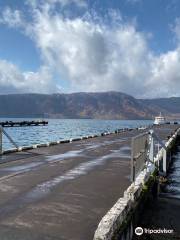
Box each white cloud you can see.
[147,48,180,97]
[0,1,180,98]
[24,6,153,97]
[172,18,180,44]
[126,0,142,4]
[54,0,87,7]
[0,7,24,28]
[0,60,57,94]
[27,0,87,9]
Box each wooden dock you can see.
[0,124,179,240]
[0,120,48,127]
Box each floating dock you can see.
[0,124,179,240]
[0,120,48,127]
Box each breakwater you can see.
[93,125,180,240]
[0,120,48,127]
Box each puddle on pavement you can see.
[45,150,83,162]
[0,141,130,177]
[0,145,132,218]
[0,150,84,175]
[110,146,131,159]
[24,146,131,201]
[1,162,44,173]
[77,139,126,150]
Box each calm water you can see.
[1,118,153,150]
[163,146,180,198]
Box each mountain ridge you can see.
[0,92,179,120]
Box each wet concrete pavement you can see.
[0,125,179,240]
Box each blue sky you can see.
[0,0,180,97]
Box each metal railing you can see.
[0,126,19,155]
[131,132,149,182]
[0,127,2,155]
[131,130,168,182]
[149,130,167,174]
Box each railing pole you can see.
[131,141,135,182]
[162,148,167,175]
[2,128,19,149]
[0,126,2,155]
[149,133,154,163]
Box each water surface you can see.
[0,118,152,150]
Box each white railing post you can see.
[131,136,136,182]
[162,148,167,175]
[149,131,154,163]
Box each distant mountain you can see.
[0,92,179,120]
[141,98,180,114]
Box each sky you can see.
[0,0,180,98]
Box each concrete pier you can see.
[0,124,179,240]
[94,125,180,240]
[0,120,48,127]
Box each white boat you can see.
[154,112,166,125]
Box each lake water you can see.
[0,118,153,150]
[163,146,180,198]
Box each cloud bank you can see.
[0,60,56,94]
[0,0,180,98]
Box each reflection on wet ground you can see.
[46,150,84,162]
[0,139,131,205]
[27,146,131,200]
[0,138,130,177]
[0,125,178,240]
[2,162,44,173]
